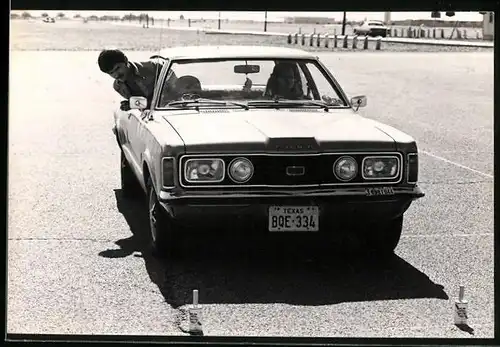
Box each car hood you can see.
[162,109,398,153]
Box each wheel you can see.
[147,178,180,258]
[120,151,143,199]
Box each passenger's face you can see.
[278,70,295,89]
[108,62,129,82]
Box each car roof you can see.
[154,45,317,60]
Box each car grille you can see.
[179,153,403,188]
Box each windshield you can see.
[156,58,347,109]
[368,22,385,26]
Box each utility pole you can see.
[218,11,221,29]
[341,11,346,35]
[264,11,268,32]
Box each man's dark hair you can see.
[98,49,127,73]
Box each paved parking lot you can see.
[7,50,494,339]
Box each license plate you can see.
[268,206,319,232]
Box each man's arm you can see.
[113,80,132,111]
[113,79,132,100]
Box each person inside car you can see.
[265,62,305,100]
[173,75,202,98]
[98,49,175,111]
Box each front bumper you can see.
[159,186,424,229]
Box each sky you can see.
[11,11,485,22]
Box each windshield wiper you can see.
[166,98,249,110]
[247,99,332,111]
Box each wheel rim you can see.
[148,188,158,244]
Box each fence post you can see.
[167,18,170,27]
[476,31,480,39]
[441,29,445,38]
[333,35,338,48]
[363,36,369,49]
[294,33,298,44]
[316,33,321,47]
[433,28,436,38]
[342,35,348,48]
[463,29,467,39]
[309,33,314,46]
[352,35,358,49]
[287,34,292,44]
[376,37,381,50]
[324,34,329,48]
[456,30,462,39]
[188,18,191,27]
[301,33,305,45]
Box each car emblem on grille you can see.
[286,166,305,176]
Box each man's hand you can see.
[120,100,131,111]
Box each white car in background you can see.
[353,20,389,37]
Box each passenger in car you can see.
[265,62,305,100]
[159,75,203,106]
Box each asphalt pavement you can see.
[7,51,494,339]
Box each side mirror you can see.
[350,95,367,109]
[129,96,148,110]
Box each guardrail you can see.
[287,32,383,50]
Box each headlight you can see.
[184,158,225,183]
[333,156,358,181]
[228,157,254,183]
[362,156,399,179]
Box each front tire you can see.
[147,178,180,258]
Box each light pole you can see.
[341,11,347,35]
[218,11,221,30]
[264,11,268,32]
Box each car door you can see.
[128,109,150,169]
[127,59,169,174]
[121,108,143,175]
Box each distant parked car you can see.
[43,17,55,23]
[113,45,424,259]
[354,20,389,37]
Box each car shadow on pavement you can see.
[101,189,449,308]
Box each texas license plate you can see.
[268,206,319,232]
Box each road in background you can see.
[8,50,493,338]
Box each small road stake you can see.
[454,285,468,326]
[189,289,203,335]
